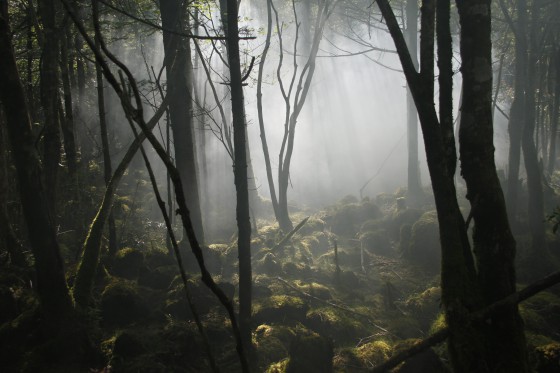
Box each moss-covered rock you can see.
[405,211,440,271]
[532,342,560,373]
[298,217,326,236]
[305,307,364,345]
[405,287,441,331]
[137,265,176,290]
[333,348,363,373]
[392,339,449,373]
[285,329,333,373]
[100,279,146,326]
[255,253,282,276]
[112,247,145,280]
[329,200,382,236]
[254,295,309,324]
[359,229,393,257]
[388,208,423,240]
[355,340,392,368]
[255,324,292,369]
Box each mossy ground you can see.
[1,190,559,372]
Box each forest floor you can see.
[1,190,560,372]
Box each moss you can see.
[285,329,333,373]
[266,358,289,373]
[388,208,423,239]
[360,219,386,234]
[329,200,382,236]
[281,261,312,278]
[388,315,422,339]
[297,217,326,236]
[532,342,560,373]
[100,279,146,326]
[355,340,392,368]
[294,281,332,300]
[359,229,393,257]
[333,348,363,373]
[305,307,364,344]
[255,324,291,369]
[254,295,309,324]
[393,338,449,373]
[255,253,282,276]
[112,247,145,280]
[405,287,441,330]
[429,313,447,335]
[405,211,440,271]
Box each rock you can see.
[112,248,145,279]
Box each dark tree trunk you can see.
[0,111,27,267]
[456,1,529,371]
[406,0,422,204]
[60,26,78,176]
[160,0,205,244]
[38,0,61,212]
[377,0,529,371]
[224,0,253,354]
[0,0,74,327]
[523,0,546,257]
[548,47,560,175]
[95,38,118,258]
[506,0,528,220]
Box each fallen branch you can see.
[272,216,309,253]
[276,276,393,337]
[370,270,560,372]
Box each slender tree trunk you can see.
[506,0,528,220]
[60,26,78,176]
[95,38,118,258]
[548,47,560,175]
[160,0,205,244]
[224,0,253,354]
[406,0,421,204]
[38,0,61,212]
[523,0,546,257]
[0,111,27,267]
[456,1,529,371]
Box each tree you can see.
[405,0,422,204]
[257,0,336,232]
[159,0,205,244]
[38,0,62,211]
[376,0,529,371]
[222,0,253,354]
[0,3,89,366]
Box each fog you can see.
[93,1,512,238]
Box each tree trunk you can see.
[0,0,74,328]
[60,26,78,176]
[0,110,27,267]
[38,0,61,212]
[160,0,205,244]
[506,0,528,220]
[523,0,546,258]
[406,0,422,204]
[225,0,253,354]
[95,38,118,258]
[548,47,560,175]
[456,0,529,371]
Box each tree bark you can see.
[160,0,205,244]
[0,0,74,327]
[60,26,78,176]
[522,0,546,257]
[505,0,528,220]
[224,0,253,354]
[95,37,118,258]
[456,0,529,371]
[38,0,62,212]
[406,0,422,204]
